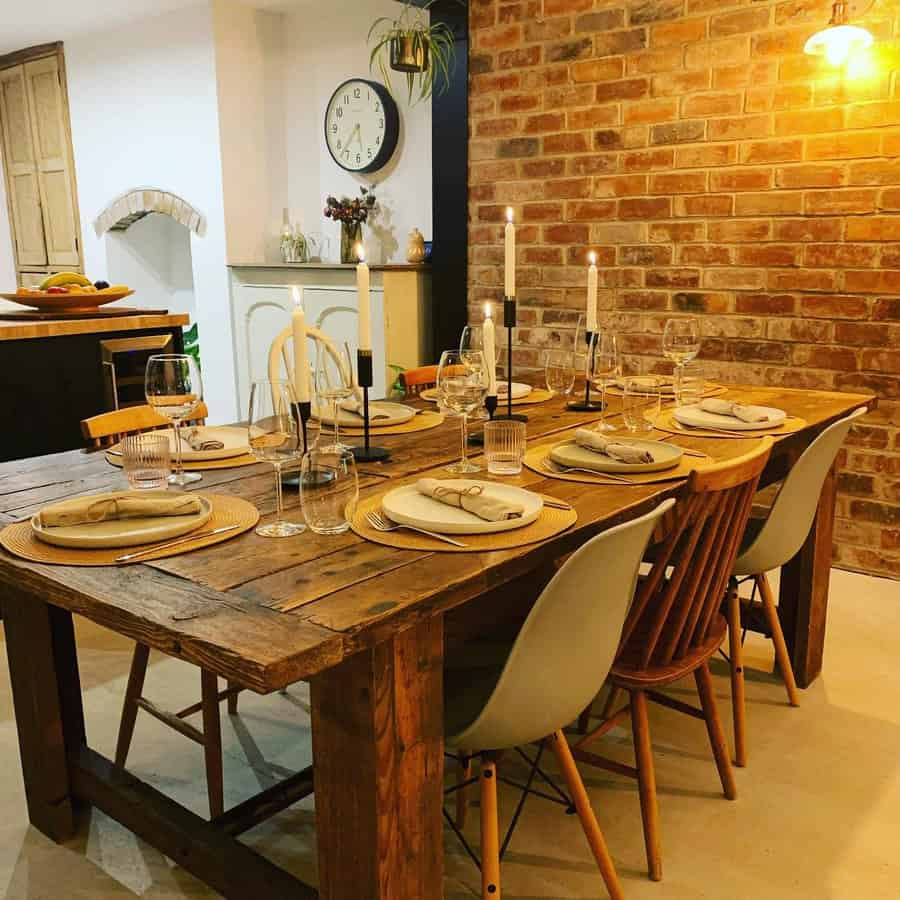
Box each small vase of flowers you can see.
[324,186,378,263]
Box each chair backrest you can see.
[268,324,356,402]
[616,438,773,674]
[400,365,438,397]
[81,402,209,449]
[452,498,675,752]
[733,408,867,575]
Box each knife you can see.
[115,525,241,563]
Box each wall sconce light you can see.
[804,0,874,66]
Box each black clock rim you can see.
[324,78,400,175]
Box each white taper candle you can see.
[356,243,371,352]
[291,286,310,403]
[504,207,516,298]
[587,250,598,334]
[483,303,497,396]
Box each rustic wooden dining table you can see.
[0,383,871,899]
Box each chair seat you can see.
[611,614,727,690]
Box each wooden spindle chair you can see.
[399,364,438,397]
[573,438,773,882]
[80,403,241,819]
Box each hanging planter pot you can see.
[390,33,429,73]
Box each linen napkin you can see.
[416,478,525,522]
[699,398,772,423]
[339,397,392,420]
[574,429,655,464]
[37,493,203,528]
[185,427,225,451]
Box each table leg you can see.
[778,460,837,689]
[311,617,444,900]
[2,588,85,841]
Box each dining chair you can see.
[399,364,438,396]
[80,404,239,819]
[726,407,867,766]
[267,322,353,397]
[444,498,675,900]
[573,438,773,882]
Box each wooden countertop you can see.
[0,312,189,341]
[228,261,429,272]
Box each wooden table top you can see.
[0,385,872,693]
[0,312,189,341]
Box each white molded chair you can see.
[267,324,357,402]
[444,498,675,900]
[726,407,867,765]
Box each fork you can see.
[541,459,635,484]
[672,422,747,438]
[365,510,468,547]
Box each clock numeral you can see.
[336,107,343,118]
[336,139,342,149]
[378,118,384,129]
[331,124,337,133]
[375,101,380,112]
[376,135,381,145]
[353,87,361,99]
[356,153,361,164]
[368,148,373,159]
[343,149,350,159]
[343,94,349,104]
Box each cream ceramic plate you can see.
[673,404,786,431]
[315,401,416,427]
[614,375,676,395]
[32,492,213,549]
[498,381,532,400]
[549,439,683,473]
[381,481,544,535]
[110,426,249,462]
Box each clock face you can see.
[324,79,399,174]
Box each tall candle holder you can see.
[281,399,313,489]
[467,393,498,447]
[493,296,528,423]
[350,349,390,463]
[567,330,604,412]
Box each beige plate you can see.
[498,381,532,400]
[673,404,787,431]
[314,401,416,427]
[549,439,683,473]
[110,425,250,462]
[0,289,134,312]
[32,492,213,549]
[381,481,544,535]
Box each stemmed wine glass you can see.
[437,349,488,474]
[315,341,354,451]
[248,379,306,538]
[662,317,701,397]
[544,348,576,397]
[459,324,488,421]
[144,354,203,486]
[592,332,621,432]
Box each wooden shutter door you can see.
[0,65,47,266]
[23,56,80,267]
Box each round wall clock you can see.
[324,78,400,174]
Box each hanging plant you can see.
[368,1,457,104]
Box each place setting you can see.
[653,397,809,439]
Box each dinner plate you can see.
[32,492,213,549]
[315,401,416,427]
[110,426,249,462]
[614,375,675,395]
[498,381,532,400]
[381,481,543,535]
[549,439,683,473]
[673,404,786,432]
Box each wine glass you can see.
[248,379,306,538]
[544,348,576,397]
[662,317,701,397]
[144,354,203,486]
[437,349,488,474]
[460,325,488,421]
[315,341,354,451]
[591,332,621,432]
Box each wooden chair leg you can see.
[227,681,239,715]
[550,731,624,900]
[115,643,150,768]
[201,670,225,819]
[480,755,500,898]
[757,574,800,707]
[600,686,623,721]
[577,700,594,734]
[727,589,747,767]
[694,662,737,802]
[630,690,662,882]
[456,755,473,829]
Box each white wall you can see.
[64,4,238,421]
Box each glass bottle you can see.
[292,222,309,263]
[280,208,294,263]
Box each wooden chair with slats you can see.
[399,364,438,397]
[573,438,773,882]
[80,403,240,819]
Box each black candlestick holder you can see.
[493,296,528,424]
[350,349,390,463]
[467,393,498,447]
[281,399,312,489]
[567,330,604,412]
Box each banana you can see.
[39,271,92,290]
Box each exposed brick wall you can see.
[468,0,900,578]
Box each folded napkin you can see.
[185,427,224,451]
[37,493,202,528]
[574,429,655,464]
[699,398,771,423]
[339,397,392,420]
[416,478,524,522]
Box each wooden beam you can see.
[212,765,315,836]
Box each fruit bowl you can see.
[1,288,134,313]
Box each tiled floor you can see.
[0,567,898,899]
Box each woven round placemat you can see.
[0,494,259,566]
[106,451,261,471]
[420,388,554,407]
[604,382,727,399]
[523,443,722,486]
[651,408,808,439]
[352,491,576,553]
[338,411,446,436]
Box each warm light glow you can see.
[588,251,597,266]
[506,207,513,223]
[805,23,873,65]
[484,302,492,319]
[356,242,365,263]
[291,285,303,307]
